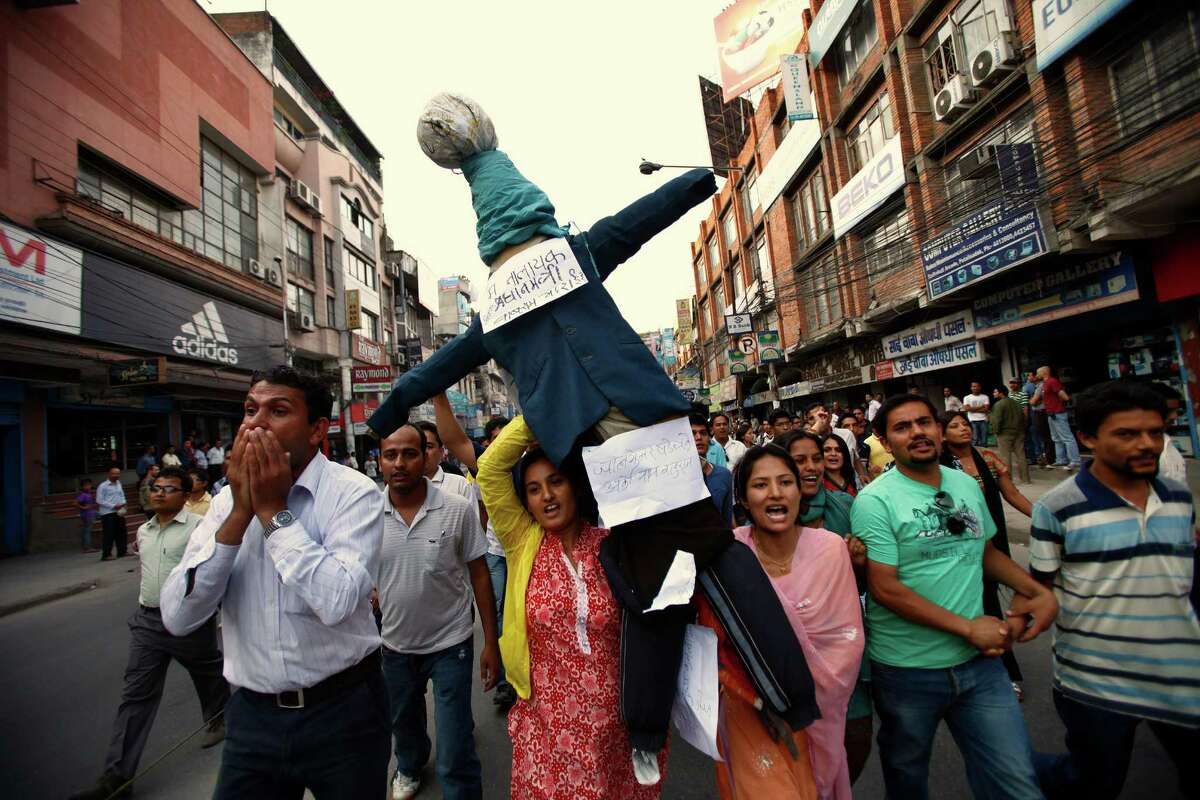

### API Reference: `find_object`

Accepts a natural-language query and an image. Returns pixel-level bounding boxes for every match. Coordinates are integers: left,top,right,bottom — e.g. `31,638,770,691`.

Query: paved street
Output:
0,466,1189,799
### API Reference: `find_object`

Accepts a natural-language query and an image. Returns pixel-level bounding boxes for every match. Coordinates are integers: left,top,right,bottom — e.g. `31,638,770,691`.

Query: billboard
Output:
831,135,905,238
351,365,393,393
922,202,1051,300
714,0,808,102
1034,0,1135,72
0,221,82,336
82,253,282,372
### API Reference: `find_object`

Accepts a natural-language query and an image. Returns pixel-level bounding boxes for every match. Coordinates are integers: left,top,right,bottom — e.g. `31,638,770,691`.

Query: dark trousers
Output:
1036,689,1200,800
104,607,228,780
600,499,817,751
970,419,989,446
100,512,127,557
214,667,391,799
382,640,481,799
208,463,223,486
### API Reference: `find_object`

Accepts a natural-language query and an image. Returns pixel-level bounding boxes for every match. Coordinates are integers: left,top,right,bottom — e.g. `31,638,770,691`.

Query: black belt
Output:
241,649,380,710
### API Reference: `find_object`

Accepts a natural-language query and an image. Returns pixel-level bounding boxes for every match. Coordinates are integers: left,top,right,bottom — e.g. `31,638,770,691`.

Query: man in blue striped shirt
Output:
1029,380,1199,799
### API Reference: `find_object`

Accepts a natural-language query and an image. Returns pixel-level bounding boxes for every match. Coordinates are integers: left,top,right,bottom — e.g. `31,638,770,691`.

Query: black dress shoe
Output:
67,772,131,800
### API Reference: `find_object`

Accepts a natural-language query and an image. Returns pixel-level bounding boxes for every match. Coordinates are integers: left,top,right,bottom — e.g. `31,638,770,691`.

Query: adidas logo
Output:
171,301,239,365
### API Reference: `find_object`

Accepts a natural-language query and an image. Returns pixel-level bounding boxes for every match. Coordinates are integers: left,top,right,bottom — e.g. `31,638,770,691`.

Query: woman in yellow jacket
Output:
476,416,666,800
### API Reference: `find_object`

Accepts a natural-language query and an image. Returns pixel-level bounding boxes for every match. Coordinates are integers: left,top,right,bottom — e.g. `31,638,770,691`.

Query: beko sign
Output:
831,135,905,238
82,253,283,372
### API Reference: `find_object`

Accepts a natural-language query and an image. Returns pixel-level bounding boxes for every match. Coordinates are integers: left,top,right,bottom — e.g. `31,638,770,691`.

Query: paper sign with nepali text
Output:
480,237,588,333
582,417,710,528
671,624,722,762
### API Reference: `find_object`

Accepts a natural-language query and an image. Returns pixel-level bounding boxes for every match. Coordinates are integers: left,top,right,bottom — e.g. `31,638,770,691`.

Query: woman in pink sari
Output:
703,444,864,799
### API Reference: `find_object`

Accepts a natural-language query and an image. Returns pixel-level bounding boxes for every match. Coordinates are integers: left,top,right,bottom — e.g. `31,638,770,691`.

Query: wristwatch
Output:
262,509,297,539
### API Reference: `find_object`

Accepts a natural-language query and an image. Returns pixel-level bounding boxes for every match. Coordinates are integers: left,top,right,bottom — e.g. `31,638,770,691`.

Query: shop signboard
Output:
725,313,753,335
1,221,82,336
882,310,976,358
892,340,985,377
873,361,895,381
972,250,1138,337
719,376,738,403
109,357,166,387
808,0,857,67
345,289,362,330
675,298,693,342
351,333,385,366
758,118,823,215
756,330,783,362
351,365,393,394
405,337,424,366
749,389,778,406
82,252,283,372
778,380,812,400
922,201,1051,301
662,327,677,367
831,136,905,238
1034,0,1135,72
728,348,751,374
714,0,808,102
447,390,469,415
780,54,814,121
680,388,697,403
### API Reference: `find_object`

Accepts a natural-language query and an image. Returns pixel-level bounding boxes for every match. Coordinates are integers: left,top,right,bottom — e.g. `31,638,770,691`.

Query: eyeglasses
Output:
933,491,968,535
148,485,183,495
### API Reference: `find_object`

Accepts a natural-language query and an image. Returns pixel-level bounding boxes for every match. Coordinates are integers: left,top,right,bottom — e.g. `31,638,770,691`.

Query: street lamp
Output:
639,159,743,175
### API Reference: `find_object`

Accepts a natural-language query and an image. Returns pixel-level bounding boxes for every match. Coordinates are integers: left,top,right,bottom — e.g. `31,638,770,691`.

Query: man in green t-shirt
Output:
851,394,1058,800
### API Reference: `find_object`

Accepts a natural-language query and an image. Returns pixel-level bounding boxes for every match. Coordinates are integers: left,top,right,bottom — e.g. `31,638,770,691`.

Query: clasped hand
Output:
226,423,294,523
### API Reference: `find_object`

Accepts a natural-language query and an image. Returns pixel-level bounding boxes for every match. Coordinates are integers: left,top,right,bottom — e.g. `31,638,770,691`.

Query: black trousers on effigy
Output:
598,498,819,753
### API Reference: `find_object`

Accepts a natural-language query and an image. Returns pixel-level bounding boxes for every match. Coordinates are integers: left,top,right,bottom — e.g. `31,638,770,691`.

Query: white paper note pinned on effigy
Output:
581,416,710,528
479,237,589,333
671,624,722,762
645,550,696,613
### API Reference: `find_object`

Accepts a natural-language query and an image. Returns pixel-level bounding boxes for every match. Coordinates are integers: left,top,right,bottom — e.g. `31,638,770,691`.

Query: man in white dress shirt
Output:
161,366,388,798
711,412,747,471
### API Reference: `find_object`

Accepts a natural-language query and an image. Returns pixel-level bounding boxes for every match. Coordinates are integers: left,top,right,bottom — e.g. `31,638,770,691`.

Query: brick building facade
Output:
687,0,1200,457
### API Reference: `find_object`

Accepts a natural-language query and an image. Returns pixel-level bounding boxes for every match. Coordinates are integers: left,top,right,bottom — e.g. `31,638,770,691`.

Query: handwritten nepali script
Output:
582,417,710,528
479,237,588,333
671,624,722,761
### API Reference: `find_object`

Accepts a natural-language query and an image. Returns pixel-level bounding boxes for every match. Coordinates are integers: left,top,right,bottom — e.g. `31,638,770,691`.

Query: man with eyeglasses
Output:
850,394,1058,800
70,467,229,800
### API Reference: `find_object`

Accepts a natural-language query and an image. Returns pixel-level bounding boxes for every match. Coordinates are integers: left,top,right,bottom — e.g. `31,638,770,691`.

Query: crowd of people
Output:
65,364,1199,800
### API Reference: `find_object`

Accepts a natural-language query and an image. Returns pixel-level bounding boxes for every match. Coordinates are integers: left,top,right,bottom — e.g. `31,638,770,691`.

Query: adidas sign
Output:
172,301,239,365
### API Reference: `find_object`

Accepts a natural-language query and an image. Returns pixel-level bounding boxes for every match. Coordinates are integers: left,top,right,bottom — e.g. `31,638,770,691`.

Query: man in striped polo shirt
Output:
1029,380,1199,799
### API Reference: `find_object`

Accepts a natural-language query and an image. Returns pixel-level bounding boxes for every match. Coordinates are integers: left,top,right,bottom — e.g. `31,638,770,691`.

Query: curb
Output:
0,580,99,619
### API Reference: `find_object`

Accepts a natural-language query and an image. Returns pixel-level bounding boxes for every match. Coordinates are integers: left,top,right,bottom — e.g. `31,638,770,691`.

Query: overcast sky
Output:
204,0,739,333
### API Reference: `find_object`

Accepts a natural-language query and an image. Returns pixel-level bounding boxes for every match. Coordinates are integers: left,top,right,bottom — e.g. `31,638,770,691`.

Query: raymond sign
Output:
351,365,393,393
351,333,384,366
345,289,361,330
714,0,807,102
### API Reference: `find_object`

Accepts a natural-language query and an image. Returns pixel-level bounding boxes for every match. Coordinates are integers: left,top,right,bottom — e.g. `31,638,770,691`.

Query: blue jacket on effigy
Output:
367,168,717,466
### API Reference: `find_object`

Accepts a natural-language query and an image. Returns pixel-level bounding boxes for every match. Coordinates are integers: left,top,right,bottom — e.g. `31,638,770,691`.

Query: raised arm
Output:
476,415,536,550
367,321,490,439
434,392,478,474
585,168,717,280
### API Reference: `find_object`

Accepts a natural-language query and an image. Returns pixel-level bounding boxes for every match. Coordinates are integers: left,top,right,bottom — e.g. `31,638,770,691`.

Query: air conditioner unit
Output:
934,74,976,124
958,144,998,180
311,194,324,215
299,312,316,331
290,180,312,206
247,258,264,279
971,32,1019,88
266,266,282,286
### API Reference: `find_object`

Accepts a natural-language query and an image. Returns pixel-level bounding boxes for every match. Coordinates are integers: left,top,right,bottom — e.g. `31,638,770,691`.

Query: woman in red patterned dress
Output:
476,416,666,800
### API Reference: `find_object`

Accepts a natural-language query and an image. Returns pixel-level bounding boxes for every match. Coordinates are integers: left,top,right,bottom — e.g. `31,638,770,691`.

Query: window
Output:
287,283,315,321
340,193,375,241
802,254,842,331
344,246,377,290
361,309,380,342
925,21,960,95
76,154,185,246
707,237,721,282
739,179,753,228
943,103,1035,221
730,265,745,313
285,217,314,279
775,110,793,143
1111,11,1200,134
746,169,761,215
326,294,337,328
273,108,304,141
698,297,710,340
714,279,729,324
833,0,879,87
323,236,336,288
862,207,911,280
188,138,258,271
755,236,772,285
789,167,830,252
846,93,896,174
721,212,738,253
924,1,1015,96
